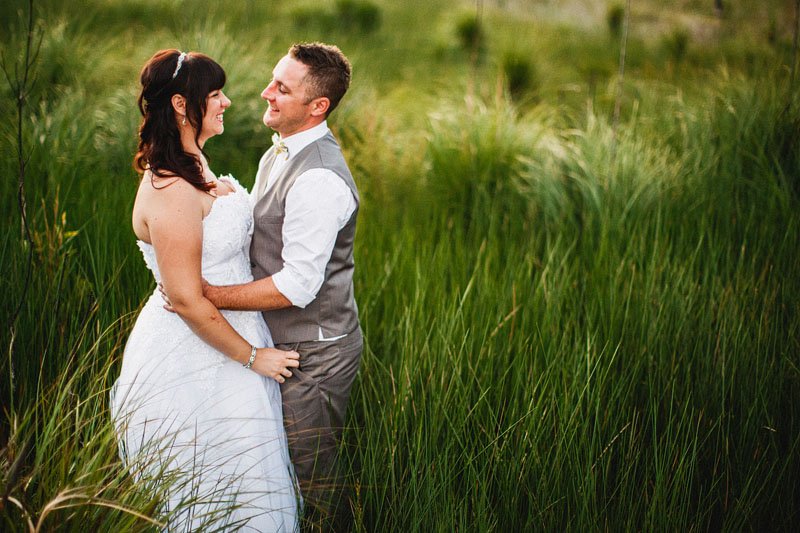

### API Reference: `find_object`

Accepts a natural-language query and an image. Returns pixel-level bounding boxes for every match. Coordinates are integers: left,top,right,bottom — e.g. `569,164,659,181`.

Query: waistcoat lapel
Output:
255,149,278,201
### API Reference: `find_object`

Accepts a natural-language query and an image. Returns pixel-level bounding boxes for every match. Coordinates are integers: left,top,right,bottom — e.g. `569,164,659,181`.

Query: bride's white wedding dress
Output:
111,175,298,531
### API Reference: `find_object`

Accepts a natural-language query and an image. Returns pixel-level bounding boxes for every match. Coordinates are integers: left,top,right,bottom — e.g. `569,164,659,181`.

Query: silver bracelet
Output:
243,345,257,369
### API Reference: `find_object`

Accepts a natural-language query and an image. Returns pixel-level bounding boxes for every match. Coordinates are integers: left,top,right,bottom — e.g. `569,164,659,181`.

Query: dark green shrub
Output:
336,0,382,34
607,3,625,38
501,52,539,100
577,55,613,97
663,28,690,64
290,5,336,32
456,13,484,52
766,15,777,45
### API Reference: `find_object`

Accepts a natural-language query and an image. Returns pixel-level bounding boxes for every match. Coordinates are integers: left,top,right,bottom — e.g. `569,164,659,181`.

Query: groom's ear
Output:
309,96,330,118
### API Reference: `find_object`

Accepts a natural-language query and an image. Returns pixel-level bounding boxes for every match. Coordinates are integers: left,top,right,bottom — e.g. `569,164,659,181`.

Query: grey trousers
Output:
277,327,363,527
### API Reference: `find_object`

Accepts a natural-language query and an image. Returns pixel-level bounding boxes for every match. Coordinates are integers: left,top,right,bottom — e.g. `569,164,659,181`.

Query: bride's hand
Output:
251,348,300,383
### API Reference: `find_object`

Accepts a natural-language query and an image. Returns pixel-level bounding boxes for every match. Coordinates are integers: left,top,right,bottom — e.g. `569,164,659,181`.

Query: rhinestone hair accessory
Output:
172,52,187,79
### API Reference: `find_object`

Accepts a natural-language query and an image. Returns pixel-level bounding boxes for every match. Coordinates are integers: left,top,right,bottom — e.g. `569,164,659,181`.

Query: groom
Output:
204,42,361,530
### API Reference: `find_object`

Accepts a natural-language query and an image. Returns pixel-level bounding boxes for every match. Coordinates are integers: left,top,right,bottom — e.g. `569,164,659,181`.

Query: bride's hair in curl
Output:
134,49,226,191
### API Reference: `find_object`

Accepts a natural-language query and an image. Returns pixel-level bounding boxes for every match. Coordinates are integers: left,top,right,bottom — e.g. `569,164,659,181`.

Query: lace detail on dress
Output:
133,175,264,391
137,174,254,286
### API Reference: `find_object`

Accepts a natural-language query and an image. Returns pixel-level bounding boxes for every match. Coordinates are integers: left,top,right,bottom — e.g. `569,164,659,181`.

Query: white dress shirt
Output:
251,121,357,340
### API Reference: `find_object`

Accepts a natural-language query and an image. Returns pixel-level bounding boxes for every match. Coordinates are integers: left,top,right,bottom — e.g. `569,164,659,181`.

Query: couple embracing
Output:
111,43,361,532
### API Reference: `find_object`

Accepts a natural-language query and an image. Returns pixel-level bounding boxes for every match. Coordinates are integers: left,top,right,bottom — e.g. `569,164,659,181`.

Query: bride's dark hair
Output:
134,49,226,191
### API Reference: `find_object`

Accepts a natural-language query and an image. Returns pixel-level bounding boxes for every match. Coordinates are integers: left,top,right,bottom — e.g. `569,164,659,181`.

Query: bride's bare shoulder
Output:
140,170,184,191
138,171,201,200
134,172,205,221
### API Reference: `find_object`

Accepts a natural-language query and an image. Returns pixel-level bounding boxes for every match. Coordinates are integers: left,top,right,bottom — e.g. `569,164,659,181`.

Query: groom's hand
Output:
158,282,175,312
201,278,221,307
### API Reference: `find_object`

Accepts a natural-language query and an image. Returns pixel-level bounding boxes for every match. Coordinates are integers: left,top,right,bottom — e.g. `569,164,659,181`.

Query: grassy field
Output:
2,0,799,530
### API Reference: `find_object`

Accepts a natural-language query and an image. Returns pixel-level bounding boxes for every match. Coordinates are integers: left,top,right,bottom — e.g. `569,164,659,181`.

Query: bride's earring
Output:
182,115,187,126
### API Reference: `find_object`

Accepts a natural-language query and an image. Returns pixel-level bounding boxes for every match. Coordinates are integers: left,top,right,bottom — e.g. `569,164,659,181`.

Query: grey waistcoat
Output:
251,131,360,344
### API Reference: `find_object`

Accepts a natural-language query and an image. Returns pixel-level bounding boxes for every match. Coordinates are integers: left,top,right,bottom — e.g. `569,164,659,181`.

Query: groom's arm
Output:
202,148,292,312
206,169,355,313
203,276,292,311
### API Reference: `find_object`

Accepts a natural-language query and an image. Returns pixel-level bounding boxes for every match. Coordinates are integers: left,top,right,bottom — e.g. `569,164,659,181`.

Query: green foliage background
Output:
1,0,799,530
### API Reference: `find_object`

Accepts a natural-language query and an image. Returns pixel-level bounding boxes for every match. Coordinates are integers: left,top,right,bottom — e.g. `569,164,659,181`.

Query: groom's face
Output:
261,55,314,137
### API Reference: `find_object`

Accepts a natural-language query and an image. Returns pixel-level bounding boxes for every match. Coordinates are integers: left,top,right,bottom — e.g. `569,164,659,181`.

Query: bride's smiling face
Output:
198,89,231,144
261,55,316,137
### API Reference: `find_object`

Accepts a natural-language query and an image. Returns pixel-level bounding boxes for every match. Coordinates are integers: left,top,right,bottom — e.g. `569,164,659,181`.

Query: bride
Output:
111,49,300,531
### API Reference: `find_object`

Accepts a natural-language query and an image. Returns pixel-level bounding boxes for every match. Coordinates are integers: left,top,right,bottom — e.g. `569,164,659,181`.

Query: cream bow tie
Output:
272,133,288,159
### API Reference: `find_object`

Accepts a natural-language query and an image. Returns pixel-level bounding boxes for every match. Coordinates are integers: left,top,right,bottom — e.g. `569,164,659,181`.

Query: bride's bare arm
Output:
145,180,298,381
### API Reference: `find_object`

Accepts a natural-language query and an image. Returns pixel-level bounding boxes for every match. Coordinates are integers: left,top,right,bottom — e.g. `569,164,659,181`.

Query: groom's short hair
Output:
290,42,351,116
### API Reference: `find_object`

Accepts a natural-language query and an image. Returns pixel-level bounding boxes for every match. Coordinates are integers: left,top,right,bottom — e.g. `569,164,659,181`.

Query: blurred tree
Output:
1,0,40,332
612,0,631,157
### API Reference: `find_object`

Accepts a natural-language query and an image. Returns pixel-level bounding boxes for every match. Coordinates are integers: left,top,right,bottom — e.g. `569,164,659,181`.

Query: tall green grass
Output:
2,0,799,530
348,78,799,530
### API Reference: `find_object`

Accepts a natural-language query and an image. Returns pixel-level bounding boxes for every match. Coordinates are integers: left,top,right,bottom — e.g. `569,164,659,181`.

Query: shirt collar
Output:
276,121,329,161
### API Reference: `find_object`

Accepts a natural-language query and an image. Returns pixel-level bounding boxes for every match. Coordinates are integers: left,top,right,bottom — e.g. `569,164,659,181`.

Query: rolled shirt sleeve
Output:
271,168,357,308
